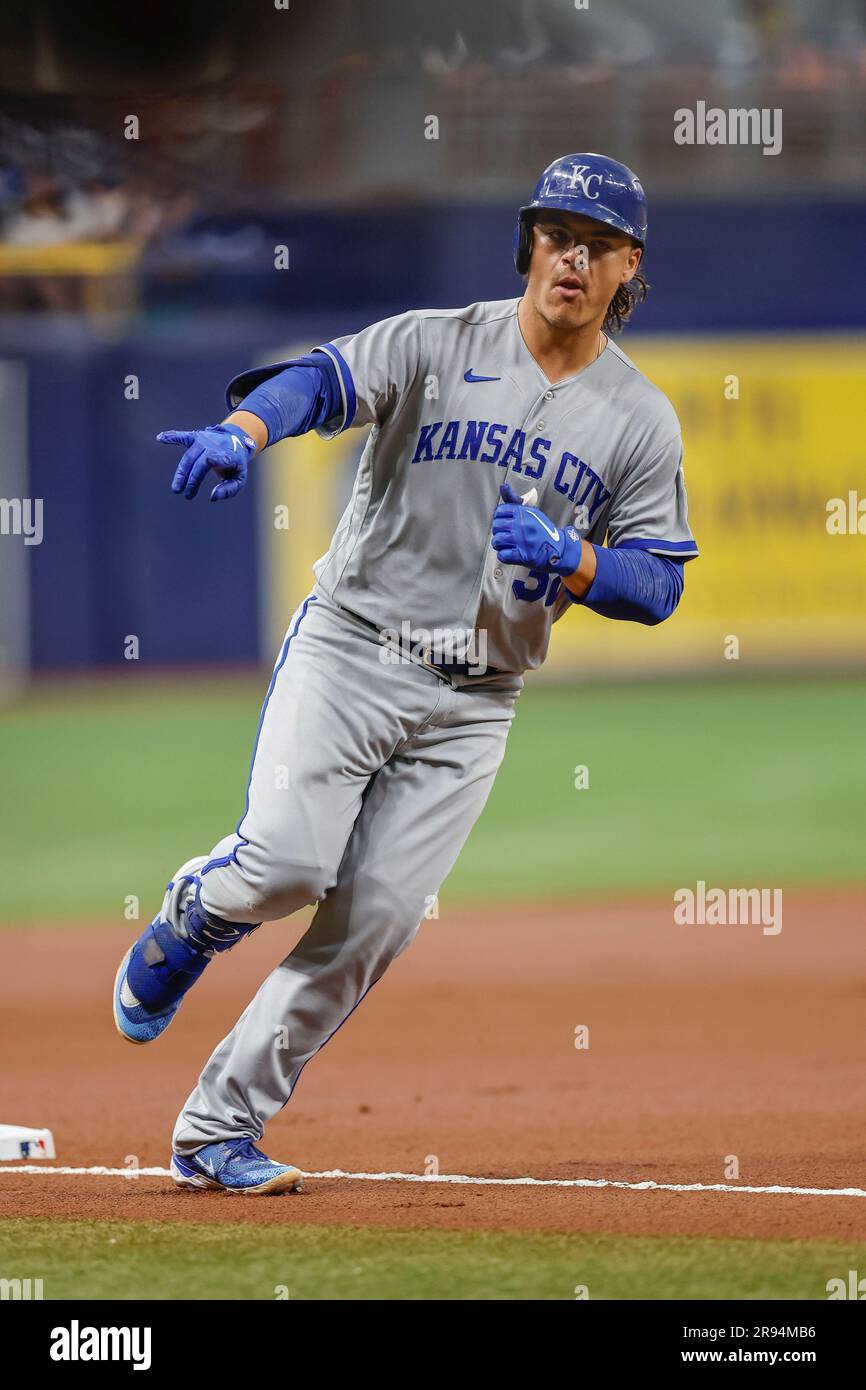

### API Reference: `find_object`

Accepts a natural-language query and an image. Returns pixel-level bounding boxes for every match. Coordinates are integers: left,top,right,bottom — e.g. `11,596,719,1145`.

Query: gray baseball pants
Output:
171,589,521,1154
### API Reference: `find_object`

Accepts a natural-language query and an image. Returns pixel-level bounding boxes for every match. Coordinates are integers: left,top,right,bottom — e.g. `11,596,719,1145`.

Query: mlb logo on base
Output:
0,1125,56,1162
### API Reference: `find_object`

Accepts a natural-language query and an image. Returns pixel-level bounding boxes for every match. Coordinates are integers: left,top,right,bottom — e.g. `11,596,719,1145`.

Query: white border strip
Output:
1,1165,865,1198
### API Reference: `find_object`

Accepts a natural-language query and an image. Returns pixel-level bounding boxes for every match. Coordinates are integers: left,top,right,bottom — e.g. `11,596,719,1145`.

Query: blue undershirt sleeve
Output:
568,545,684,625
229,353,342,446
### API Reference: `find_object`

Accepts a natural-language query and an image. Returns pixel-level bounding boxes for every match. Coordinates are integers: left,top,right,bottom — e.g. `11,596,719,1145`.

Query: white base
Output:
0,1125,55,1161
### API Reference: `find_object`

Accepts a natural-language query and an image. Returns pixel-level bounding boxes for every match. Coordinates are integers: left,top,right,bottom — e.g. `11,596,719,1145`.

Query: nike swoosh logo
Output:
531,510,560,542
464,369,501,383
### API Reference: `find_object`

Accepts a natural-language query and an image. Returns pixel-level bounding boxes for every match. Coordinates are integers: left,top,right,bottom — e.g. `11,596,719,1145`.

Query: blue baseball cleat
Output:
113,856,260,1045
170,1140,304,1195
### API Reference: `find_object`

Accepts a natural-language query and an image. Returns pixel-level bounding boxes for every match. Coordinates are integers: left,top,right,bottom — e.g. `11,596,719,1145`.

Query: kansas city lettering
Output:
410,419,611,520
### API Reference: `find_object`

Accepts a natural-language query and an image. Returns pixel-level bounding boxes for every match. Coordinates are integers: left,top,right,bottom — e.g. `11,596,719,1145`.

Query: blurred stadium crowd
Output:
0,0,863,317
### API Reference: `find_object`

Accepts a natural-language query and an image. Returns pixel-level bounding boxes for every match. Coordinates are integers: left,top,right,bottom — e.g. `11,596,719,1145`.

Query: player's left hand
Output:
491,482,582,576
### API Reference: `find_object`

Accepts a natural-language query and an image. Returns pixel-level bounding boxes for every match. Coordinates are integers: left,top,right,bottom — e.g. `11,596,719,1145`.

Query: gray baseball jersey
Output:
230,297,697,673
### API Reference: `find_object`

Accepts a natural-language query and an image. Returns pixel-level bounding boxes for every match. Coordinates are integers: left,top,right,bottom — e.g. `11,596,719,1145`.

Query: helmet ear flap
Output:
514,212,533,276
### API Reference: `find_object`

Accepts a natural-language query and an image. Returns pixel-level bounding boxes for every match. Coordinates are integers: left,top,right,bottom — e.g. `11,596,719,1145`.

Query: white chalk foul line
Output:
1,1165,865,1198
0,1166,171,1177
312,1172,866,1198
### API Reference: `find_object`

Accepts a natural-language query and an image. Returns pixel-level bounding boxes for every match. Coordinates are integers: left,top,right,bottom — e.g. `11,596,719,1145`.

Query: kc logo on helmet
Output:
563,166,602,199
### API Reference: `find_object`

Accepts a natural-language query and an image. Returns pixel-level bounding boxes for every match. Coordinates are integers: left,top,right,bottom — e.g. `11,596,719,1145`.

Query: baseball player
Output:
113,153,697,1195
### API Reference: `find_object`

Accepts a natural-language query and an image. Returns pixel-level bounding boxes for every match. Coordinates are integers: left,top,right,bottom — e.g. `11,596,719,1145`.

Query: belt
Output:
337,604,503,679
426,658,500,678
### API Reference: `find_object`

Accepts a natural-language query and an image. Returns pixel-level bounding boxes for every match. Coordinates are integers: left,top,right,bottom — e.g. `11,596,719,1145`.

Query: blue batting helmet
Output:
514,152,647,274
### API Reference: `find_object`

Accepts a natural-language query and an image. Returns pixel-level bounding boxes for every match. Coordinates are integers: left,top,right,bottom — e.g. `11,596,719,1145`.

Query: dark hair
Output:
604,268,650,335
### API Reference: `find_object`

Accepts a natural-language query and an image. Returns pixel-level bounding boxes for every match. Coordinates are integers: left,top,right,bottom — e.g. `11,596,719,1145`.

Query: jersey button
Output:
535,419,545,430
493,566,504,579
543,390,554,401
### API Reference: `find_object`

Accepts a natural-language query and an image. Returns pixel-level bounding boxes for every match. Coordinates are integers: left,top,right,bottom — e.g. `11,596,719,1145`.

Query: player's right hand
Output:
158,423,258,502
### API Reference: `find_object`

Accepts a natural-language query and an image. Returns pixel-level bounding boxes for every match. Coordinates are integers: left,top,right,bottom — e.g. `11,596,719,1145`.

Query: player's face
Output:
525,212,642,331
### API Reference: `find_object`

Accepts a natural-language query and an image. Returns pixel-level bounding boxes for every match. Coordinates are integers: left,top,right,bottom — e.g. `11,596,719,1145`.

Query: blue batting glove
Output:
491,482,582,576
158,423,258,502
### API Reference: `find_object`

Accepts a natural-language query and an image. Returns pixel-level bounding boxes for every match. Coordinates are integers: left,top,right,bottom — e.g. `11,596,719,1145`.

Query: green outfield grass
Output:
0,1217,862,1300
1,673,864,923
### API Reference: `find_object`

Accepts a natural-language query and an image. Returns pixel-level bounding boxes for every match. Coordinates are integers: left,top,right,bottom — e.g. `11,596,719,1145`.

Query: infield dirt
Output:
2,889,864,1240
